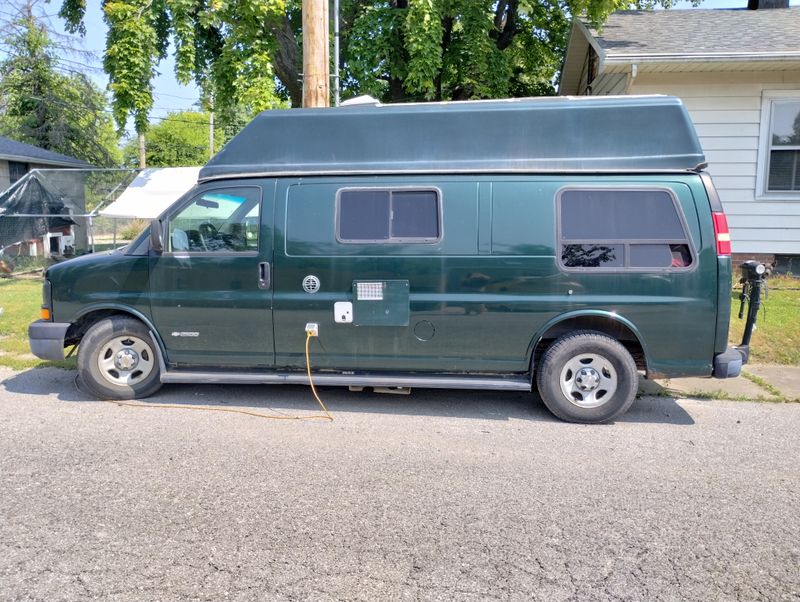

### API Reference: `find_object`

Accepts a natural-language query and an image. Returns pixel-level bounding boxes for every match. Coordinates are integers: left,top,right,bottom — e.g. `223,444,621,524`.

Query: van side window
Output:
559,189,693,269
169,187,260,253
337,188,440,243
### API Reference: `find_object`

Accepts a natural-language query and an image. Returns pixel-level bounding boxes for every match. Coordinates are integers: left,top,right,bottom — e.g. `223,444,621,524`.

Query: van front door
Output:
149,183,274,368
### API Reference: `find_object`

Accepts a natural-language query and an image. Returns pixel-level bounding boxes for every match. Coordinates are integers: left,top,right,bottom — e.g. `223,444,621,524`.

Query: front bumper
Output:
713,346,745,379
28,320,70,361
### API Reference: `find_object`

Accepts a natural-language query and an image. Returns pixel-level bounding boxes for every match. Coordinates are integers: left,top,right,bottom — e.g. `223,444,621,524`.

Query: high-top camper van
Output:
29,96,754,423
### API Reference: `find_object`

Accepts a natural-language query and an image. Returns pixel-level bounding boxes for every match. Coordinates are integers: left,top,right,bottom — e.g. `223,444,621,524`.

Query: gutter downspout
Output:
625,63,638,93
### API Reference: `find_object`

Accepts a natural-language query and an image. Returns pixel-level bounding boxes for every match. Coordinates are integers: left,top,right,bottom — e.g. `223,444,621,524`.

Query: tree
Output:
59,0,291,137
343,0,569,102
0,4,121,166
58,0,696,132
121,110,223,167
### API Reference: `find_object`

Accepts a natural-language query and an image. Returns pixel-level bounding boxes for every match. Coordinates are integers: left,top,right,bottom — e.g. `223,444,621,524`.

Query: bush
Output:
119,219,148,241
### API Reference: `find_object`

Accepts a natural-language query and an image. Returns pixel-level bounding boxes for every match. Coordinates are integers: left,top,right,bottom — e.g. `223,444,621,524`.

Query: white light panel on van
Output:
356,282,384,301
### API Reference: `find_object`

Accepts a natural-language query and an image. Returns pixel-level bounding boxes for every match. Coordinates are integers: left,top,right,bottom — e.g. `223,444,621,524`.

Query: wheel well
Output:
532,316,647,372
64,310,137,347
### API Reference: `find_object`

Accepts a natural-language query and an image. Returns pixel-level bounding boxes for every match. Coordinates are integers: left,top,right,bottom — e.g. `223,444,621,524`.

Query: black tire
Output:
77,316,162,400
536,330,638,424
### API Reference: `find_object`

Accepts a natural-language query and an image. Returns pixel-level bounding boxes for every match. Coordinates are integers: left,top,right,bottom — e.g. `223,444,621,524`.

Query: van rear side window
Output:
337,188,440,243
558,189,693,270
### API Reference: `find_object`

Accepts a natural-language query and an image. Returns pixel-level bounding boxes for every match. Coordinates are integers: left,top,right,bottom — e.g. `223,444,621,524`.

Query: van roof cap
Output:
199,95,705,182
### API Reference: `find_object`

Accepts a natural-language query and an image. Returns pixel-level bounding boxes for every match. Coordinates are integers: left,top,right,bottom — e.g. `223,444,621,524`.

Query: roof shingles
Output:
587,7,800,57
0,135,89,167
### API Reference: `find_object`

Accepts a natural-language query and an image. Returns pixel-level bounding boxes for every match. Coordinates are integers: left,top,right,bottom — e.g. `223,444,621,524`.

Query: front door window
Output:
169,187,260,253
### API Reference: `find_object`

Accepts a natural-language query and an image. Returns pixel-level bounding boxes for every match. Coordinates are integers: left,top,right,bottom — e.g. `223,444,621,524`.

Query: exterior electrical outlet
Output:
27,95,751,424
334,302,353,324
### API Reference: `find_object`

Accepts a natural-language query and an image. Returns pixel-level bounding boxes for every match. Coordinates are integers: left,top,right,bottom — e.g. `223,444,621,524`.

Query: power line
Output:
0,44,104,73
20,93,220,127
153,90,200,101
0,46,200,107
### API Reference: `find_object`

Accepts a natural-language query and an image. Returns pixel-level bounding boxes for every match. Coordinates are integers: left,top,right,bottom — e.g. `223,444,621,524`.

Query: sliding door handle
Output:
258,261,271,289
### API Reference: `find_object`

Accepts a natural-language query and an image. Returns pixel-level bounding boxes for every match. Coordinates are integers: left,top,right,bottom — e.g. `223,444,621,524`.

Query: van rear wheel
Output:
536,331,638,423
77,316,162,400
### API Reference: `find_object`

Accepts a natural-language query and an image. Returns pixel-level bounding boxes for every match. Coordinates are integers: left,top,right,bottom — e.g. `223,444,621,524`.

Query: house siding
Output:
0,160,10,192
623,71,800,256
590,73,627,96
0,161,75,193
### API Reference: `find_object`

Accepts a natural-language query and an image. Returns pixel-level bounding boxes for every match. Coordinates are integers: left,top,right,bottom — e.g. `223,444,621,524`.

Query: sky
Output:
1,0,200,135
2,0,798,135
50,0,200,124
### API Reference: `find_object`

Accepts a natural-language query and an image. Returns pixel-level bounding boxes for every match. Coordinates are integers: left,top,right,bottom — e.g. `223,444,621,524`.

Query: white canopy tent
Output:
100,167,200,219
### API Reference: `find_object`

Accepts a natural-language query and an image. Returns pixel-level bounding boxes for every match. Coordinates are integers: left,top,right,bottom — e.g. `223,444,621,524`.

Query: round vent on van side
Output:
302,275,321,294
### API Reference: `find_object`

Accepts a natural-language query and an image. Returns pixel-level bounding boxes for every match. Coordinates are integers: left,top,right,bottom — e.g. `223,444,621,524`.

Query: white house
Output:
559,2,800,268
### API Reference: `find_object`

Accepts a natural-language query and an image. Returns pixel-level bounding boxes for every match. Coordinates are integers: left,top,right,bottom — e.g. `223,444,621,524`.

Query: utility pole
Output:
138,132,146,168
302,0,329,107
333,0,340,106
209,110,214,159
208,93,215,160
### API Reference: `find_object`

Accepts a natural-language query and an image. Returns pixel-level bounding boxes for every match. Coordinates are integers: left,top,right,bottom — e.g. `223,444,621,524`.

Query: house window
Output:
758,91,800,198
337,188,441,243
766,100,800,192
8,161,28,184
558,188,693,270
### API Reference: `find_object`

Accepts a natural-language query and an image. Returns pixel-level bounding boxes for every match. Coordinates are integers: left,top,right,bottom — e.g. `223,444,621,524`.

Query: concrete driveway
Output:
1,367,798,601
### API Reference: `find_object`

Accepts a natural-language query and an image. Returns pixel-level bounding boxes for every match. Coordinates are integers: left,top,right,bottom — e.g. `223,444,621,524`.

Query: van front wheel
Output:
536,331,637,423
77,316,162,400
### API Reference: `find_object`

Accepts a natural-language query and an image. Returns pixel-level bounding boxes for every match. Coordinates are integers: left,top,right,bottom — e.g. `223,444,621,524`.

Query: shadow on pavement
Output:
1,367,694,426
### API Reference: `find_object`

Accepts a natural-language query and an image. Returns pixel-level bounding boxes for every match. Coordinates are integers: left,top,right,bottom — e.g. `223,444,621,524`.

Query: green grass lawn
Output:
1,276,799,371
728,275,800,365
0,278,75,370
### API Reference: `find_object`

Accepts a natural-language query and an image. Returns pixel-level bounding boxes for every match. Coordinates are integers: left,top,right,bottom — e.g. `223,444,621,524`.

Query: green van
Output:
28,96,750,423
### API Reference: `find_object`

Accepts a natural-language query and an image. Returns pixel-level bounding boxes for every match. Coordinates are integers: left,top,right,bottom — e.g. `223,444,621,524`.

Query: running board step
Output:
160,371,532,392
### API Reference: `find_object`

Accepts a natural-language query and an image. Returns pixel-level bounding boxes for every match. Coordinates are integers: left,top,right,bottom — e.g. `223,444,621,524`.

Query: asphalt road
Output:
1,367,799,602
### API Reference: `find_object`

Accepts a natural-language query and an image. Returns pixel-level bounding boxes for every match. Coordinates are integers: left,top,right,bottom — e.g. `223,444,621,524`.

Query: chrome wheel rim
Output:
97,335,154,387
559,353,617,408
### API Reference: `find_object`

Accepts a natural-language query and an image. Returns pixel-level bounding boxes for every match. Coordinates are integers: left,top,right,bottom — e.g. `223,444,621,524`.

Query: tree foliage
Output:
58,0,695,134
122,110,222,167
0,7,121,166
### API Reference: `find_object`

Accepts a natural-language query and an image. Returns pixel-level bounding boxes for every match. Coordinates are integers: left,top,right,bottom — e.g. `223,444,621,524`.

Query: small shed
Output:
0,171,81,255
0,135,89,190
0,137,91,257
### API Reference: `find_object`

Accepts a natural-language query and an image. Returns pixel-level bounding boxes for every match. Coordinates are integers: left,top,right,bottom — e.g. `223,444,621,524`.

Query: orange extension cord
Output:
77,333,333,421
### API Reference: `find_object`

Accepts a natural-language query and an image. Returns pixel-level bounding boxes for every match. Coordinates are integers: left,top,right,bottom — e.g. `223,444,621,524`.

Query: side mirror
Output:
150,219,163,254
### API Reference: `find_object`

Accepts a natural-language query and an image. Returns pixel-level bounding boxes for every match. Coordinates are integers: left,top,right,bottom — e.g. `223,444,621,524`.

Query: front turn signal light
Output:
40,307,51,321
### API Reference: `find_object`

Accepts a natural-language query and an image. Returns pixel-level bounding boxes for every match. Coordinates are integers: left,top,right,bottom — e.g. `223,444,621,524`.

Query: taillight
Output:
712,212,731,256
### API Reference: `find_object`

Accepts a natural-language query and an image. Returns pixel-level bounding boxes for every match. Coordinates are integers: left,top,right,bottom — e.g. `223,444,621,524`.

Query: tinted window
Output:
629,244,673,268
559,188,692,270
391,191,439,239
338,188,440,243
561,190,685,240
562,244,624,268
338,190,390,240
